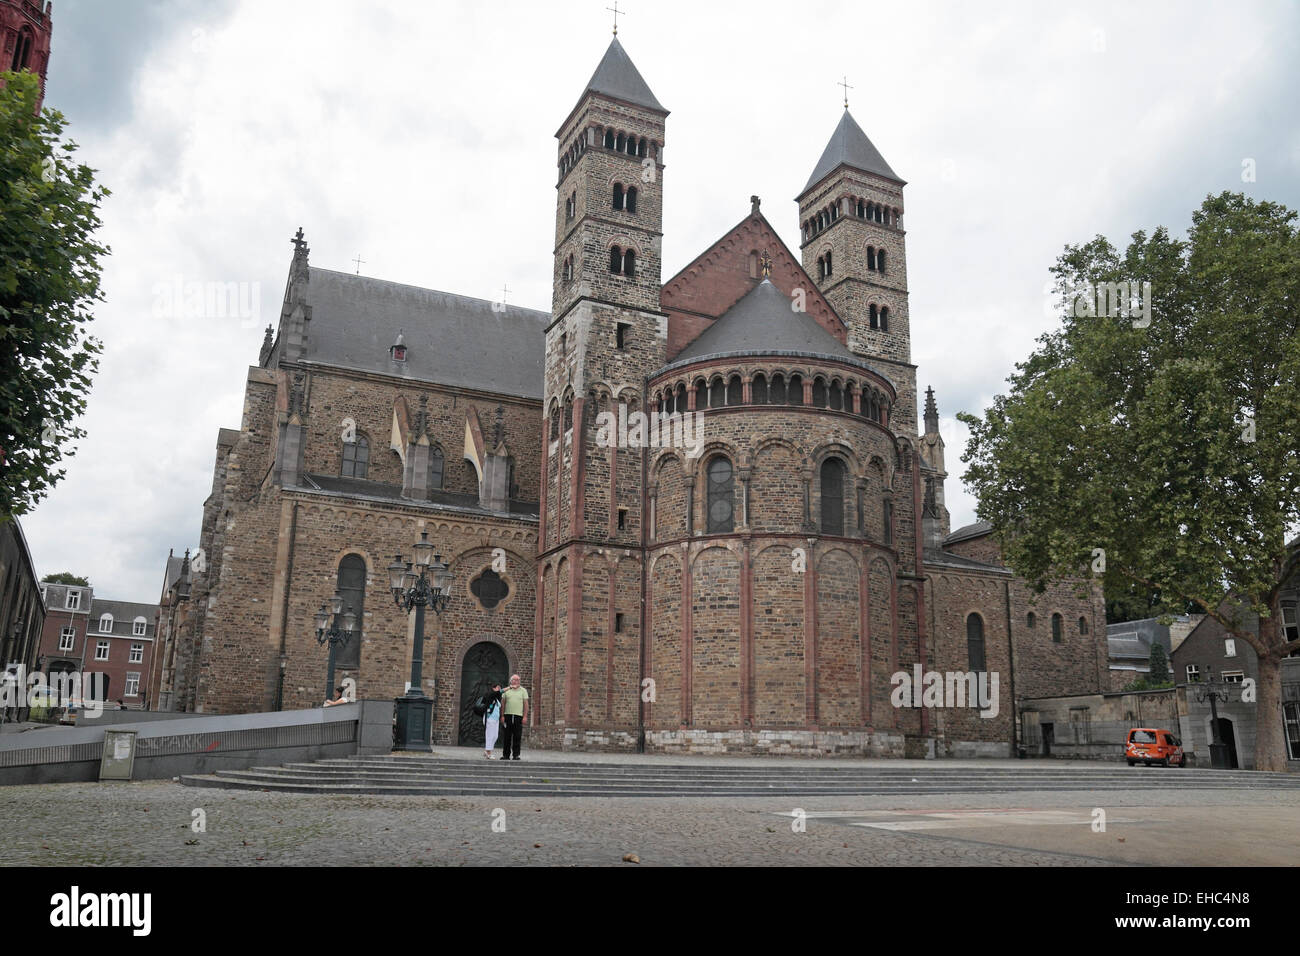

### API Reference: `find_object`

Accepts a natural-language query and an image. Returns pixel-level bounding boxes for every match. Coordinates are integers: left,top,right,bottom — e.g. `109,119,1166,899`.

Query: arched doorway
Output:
457,642,509,746
1211,716,1239,769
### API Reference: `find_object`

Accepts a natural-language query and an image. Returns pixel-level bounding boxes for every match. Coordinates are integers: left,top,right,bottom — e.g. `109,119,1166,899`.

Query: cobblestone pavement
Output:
2,781,1297,866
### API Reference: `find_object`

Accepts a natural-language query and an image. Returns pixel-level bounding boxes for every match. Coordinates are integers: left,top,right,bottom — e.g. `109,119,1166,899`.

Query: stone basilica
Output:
159,36,1106,756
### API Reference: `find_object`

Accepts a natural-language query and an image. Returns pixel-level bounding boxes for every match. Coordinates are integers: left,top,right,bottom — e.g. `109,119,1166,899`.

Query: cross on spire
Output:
606,1,624,35
291,226,307,254
838,75,853,110
352,253,365,274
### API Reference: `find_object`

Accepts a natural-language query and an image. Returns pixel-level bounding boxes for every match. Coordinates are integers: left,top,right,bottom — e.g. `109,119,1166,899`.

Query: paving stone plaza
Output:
5,749,1298,867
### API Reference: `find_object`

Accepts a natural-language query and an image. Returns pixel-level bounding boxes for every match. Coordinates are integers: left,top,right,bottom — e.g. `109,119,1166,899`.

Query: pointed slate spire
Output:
924,386,939,434
578,36,666,113
801,110,902,194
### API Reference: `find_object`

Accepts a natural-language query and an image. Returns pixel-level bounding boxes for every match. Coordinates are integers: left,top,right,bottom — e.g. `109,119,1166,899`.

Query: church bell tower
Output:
797,108,917,434
536,31,668,738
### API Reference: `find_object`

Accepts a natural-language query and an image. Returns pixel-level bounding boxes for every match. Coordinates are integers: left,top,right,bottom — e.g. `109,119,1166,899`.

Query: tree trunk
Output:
1254,607,1288,773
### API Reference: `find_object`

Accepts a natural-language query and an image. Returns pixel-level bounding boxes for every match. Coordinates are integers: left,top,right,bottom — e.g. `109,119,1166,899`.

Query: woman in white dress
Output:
483,683,503,758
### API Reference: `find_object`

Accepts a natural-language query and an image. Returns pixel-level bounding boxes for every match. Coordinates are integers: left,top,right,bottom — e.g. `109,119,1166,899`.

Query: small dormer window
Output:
390,329,407,362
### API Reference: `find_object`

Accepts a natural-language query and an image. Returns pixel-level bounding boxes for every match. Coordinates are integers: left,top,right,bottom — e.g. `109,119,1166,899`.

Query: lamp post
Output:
387,531,453,750
1194,665,1233,769
314,592,356,702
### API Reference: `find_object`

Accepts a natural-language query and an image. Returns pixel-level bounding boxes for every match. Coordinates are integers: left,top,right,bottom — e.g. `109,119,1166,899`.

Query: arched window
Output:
335,554,365,668
1079,616,1089,635
788,373,803,405
342,436,369,478
882,207,890,226
817,256,825,279
866,202,875,220
604,129,615,149
627,137,637,156
616,133,625,152
626,186,638,213
695,381,708,410
613,184,624,211
870,304,879,330
820,458,846,535
878,249,886,273
609,245,622,274
857,199,865,218
883,498,894,544
825,251,833,276
829,382,843,411
638,137,648,157
623,248,636,277
12,29,33,71
812,377,828,407
967,614,987,672
563,397,573,432
675,384,687,413
709,378,725,408
749,251,759,278
769,373,786,404
706,456,735,533
1027,612,1036,629
562,256,573,282
429,446,445,490
549,406,559,441
880,307,890,332
1052,613,1063,643
879,399,888,424
752,373,768,405
867,247,877,271
875,205,883,223
727,375,743,405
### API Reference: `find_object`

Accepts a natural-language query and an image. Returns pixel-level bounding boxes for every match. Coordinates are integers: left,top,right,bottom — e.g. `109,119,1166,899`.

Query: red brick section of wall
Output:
661,212,844,360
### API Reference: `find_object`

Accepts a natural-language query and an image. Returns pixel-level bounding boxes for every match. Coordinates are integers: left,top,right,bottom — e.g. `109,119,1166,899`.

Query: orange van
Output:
1125,727,1185,767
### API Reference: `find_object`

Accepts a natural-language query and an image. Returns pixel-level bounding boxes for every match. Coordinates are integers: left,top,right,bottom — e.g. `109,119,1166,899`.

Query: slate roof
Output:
89,599,156,637
161,554,184,593
945,520,994,545
577,37,666,113
801,110,903,195
667,278,878,373
303,268,548,400
923,549,1011,576
297,475,539,518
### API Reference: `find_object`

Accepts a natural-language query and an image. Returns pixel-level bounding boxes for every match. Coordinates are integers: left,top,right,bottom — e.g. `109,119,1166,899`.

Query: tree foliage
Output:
0,71,109,523
1148,641,1170,685
959,192,1300,770
40,571,89,587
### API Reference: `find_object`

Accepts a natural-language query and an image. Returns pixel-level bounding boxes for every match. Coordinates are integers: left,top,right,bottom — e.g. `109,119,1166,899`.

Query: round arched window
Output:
706,456,734,533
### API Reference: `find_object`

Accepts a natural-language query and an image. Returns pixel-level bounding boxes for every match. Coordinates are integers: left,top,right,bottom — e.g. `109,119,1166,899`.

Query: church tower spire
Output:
796,110,916,434
537,36,668,736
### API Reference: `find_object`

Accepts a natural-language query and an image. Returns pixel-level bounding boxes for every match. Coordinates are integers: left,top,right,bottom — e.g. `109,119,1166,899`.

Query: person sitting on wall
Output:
323,687,349,707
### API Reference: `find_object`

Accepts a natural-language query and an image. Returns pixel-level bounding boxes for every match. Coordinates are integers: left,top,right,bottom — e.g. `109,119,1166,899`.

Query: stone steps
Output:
180,754,1300,796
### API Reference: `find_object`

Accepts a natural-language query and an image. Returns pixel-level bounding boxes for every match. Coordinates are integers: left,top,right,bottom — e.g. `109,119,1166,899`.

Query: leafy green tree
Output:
0,71,109,523
1148,641,1170,685
40,571,89,587
960,192,1300,772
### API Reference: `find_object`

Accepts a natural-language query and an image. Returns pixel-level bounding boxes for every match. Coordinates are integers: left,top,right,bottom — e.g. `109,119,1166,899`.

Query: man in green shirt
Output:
499,673,529,760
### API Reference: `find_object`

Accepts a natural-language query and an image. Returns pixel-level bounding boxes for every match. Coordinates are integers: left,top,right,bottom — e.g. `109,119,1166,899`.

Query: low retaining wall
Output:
0,699,394,786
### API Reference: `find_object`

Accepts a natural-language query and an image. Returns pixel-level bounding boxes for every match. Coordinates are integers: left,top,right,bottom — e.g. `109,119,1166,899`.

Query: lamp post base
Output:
393,694,434,751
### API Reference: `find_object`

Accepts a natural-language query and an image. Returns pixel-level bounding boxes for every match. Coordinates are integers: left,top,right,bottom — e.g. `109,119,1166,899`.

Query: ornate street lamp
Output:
388,531,453,750
1194,665,1234,769
315,591,356,703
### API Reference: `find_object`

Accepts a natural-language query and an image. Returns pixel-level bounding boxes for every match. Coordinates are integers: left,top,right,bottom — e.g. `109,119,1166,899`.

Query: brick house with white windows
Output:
36,584,158,708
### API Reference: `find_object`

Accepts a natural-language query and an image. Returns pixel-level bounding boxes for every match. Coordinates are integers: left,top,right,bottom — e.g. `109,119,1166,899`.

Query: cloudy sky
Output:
23,0,1300,600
